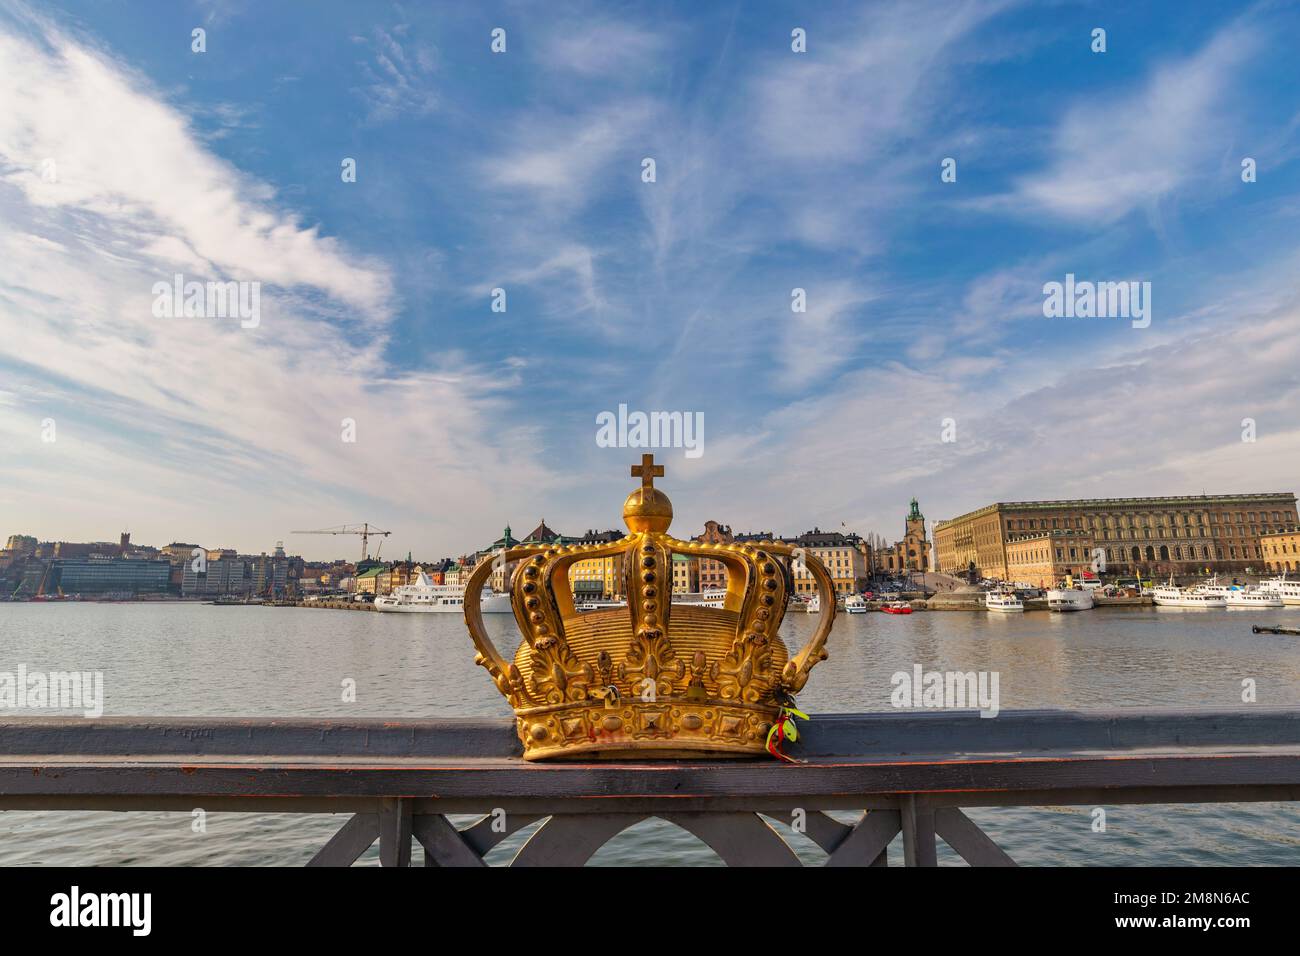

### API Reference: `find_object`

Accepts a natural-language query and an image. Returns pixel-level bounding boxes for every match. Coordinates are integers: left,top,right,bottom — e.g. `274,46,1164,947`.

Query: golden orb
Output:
623,486,673,533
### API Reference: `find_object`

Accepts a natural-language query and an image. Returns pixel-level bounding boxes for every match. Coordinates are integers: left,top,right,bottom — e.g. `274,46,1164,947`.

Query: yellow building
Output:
1261,527,1300,573
443,561,470,588
564,530,624,600
672,553,700,593
935,493,1299,580
784,529,869,596
1005,531,1097,588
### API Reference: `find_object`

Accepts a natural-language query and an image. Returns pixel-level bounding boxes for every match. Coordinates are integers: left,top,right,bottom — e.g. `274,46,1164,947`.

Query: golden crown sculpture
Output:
463,454,835,760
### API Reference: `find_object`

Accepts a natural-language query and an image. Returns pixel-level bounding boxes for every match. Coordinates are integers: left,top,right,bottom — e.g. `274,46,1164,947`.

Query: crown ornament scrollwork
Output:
462,455,836,760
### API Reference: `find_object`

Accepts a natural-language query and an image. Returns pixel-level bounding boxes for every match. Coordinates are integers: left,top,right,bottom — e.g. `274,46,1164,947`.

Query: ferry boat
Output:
842,594,868,614
374,573,512,613
1046,587,1094,612
1192,575,1241,598
1258,573,1300,606
984,589,1024,613
1225,588,1284,609
1152,577,1226,608
674,589,727,610
881,600,913,615
804,593,821,614
575,599,628,611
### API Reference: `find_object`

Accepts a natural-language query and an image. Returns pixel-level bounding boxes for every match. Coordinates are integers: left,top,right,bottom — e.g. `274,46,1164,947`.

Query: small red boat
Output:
881,601,913,615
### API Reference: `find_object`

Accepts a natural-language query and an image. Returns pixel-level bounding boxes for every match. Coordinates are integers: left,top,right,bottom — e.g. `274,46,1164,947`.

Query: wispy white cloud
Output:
777,282,874,389
1011,24,1258,224
481,101,656,209
353,25,438,123
537,19,670,77
0,10,551,556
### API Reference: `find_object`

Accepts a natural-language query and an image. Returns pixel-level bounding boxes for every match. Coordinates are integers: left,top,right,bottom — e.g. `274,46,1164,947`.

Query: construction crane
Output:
292,523,391,562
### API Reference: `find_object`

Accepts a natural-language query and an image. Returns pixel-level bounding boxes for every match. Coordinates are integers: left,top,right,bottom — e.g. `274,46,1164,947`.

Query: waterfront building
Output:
353,566,384,595
486,526,519,553
934,493,1299,580
3,534,37,556
182,557,252,596
1005,530,1098,588
672,552,700,594
41,536,129,560
482,521,582,592
387,560,416,590
568,529,626,600
521,520,565,546
443,560,472,588
52,557,171,595
250,543,297,597
1260,528,1300,573
694,521,733,591
783,528,870,596
160,542,202,563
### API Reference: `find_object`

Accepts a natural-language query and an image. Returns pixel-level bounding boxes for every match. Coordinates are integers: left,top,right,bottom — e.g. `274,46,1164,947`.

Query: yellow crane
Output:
292,523,391,562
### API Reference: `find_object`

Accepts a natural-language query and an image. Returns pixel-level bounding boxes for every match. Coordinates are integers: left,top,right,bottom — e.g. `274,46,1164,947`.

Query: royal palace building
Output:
933,493,1299,580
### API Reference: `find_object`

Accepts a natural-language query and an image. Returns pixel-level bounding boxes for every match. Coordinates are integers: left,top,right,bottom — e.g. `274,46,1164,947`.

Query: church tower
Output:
903,499,930,571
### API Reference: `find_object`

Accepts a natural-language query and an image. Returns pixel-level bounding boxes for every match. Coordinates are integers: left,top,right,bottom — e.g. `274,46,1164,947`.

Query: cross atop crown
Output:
630,453,664,489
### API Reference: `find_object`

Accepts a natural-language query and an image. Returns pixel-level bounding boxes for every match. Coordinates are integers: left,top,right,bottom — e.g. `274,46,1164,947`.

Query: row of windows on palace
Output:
1004,512,1292,539
1013,543,1265,565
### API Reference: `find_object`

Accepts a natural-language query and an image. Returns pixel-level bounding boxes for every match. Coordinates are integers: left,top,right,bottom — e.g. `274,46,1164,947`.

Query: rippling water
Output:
1,602,1297,865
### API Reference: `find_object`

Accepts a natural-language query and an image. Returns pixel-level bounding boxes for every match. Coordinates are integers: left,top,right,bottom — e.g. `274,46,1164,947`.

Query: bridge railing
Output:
1,708,1296,866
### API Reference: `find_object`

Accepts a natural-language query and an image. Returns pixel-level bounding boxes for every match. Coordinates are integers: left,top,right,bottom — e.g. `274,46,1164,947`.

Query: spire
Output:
908,498,922,521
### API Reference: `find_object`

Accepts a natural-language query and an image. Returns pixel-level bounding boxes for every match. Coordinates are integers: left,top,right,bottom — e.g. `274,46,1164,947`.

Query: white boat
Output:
842,594,868,614
985,590,1024,613
1046,587,1094,611
1225,588,1284,609
1153,577,1226,608
674,589,727,609
1192,575,1240,598
374,573,513,613
575,598,628,611
1258,573,1300,606
805,593,821,614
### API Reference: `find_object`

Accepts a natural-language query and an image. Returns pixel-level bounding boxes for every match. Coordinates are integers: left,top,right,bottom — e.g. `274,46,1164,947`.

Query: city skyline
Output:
3,2,1300,562
8,480,1300,565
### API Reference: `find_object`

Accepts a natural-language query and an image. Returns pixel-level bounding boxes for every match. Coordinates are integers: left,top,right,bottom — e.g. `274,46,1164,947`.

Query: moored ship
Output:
1225,588,1284,608
985,589,1024,613
374,573,512,613
1046,586,1094,611
1153,576,1226,608
1258,573,1300,606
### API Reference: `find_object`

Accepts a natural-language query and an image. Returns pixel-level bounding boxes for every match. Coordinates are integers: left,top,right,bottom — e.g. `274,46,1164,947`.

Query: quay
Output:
1,708,1296,866
265,594,1156,614
926,593,1153,611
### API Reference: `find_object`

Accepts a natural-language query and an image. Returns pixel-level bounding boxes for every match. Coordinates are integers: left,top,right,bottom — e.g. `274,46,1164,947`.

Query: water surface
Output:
0,602,1296,865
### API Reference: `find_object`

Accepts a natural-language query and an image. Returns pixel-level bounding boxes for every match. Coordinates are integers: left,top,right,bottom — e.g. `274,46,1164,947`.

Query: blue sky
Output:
2,0,1299,560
